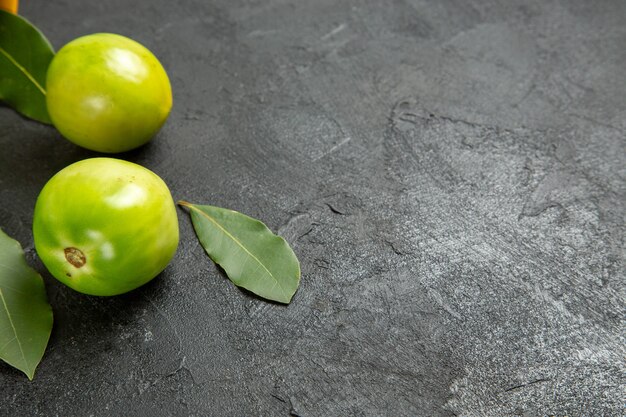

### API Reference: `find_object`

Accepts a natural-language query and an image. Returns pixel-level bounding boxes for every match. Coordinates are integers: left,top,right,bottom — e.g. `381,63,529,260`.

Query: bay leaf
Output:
179,201,300,304
0,228,53,380
0,9,54,123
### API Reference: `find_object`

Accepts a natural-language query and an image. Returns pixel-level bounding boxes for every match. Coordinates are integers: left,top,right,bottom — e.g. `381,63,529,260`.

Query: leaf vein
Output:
0,336,16,353
0,45,46,96
0,287,30,375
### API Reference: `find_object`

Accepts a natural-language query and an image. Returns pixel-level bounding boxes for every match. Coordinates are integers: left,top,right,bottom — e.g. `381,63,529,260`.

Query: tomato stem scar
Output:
64,247,86,268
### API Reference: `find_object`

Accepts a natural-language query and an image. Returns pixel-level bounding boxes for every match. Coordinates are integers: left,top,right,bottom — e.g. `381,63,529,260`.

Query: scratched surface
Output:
1,0,624,416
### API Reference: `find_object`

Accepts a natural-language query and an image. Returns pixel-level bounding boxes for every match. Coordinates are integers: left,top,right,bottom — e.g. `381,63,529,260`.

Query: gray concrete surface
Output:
1,0,624,415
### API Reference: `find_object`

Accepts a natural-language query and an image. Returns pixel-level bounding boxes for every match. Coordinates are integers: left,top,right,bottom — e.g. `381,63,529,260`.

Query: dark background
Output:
1,0,624,415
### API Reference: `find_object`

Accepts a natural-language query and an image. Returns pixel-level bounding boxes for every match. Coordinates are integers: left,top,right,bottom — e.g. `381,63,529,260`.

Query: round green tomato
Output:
33,158,179,296
46,33,172,153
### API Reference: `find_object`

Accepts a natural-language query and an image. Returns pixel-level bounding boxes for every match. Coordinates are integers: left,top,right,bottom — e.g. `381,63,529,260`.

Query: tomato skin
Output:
33,158,179,296
46,33,172,153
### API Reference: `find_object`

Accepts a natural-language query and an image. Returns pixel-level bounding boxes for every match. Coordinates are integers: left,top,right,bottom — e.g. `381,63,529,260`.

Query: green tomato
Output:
46,33,172,153
33,158,179,296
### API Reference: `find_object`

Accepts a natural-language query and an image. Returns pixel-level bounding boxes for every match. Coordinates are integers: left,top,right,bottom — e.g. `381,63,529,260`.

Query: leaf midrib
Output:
182,202,290,300
0,287,31,376
0,45,46,96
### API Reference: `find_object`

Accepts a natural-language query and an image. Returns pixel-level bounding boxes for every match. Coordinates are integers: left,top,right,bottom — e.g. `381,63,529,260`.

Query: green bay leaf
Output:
179,202,300,304
0,228,53,380
0,9,54,123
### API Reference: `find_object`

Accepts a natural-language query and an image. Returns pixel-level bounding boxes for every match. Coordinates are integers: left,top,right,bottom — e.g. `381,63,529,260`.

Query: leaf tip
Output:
20,362,36,380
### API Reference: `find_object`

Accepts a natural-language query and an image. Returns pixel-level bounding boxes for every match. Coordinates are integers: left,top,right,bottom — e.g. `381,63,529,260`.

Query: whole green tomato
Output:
46,33,172,153
33,158,179,296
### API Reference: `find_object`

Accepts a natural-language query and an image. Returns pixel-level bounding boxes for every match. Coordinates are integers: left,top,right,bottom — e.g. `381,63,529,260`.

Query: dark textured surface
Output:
1,1,624,415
